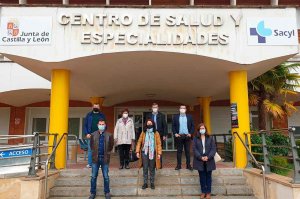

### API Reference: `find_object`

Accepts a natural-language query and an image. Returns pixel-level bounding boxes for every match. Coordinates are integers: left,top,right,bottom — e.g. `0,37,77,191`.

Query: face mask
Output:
199,129,206,134
152,108,158,113
98,125,106,131
147,127,153,132
180,108,186,114
123,113,128,118
93,108,99,112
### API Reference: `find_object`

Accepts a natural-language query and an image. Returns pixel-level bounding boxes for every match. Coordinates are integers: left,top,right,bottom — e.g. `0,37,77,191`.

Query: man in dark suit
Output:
146,103,167,168
172,105,195,171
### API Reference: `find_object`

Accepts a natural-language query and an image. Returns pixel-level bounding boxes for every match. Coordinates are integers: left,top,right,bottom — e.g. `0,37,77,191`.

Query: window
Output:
68,118,80,138
32,118,47,141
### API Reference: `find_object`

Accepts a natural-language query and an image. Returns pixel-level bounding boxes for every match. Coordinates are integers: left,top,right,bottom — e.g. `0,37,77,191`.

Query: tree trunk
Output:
258,90,267,130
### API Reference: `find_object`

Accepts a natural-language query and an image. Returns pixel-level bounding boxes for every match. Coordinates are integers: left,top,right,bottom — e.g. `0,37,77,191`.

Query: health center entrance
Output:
115,107,178,151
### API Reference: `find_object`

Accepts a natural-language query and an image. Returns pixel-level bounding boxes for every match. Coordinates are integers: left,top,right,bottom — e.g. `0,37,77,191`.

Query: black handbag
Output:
129,151,139,162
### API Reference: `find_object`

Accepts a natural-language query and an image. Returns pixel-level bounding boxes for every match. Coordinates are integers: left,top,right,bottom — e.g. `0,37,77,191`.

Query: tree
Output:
248,62,300,130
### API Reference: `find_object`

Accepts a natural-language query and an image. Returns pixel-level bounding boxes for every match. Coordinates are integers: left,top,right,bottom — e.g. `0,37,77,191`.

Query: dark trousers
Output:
90,157,110,194
198,164,212,194
118,144,131,166
176,135,191,167
142,152,156,184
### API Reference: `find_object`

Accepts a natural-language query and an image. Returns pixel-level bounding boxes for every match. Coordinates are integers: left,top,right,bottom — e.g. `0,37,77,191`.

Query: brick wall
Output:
8,107,26,144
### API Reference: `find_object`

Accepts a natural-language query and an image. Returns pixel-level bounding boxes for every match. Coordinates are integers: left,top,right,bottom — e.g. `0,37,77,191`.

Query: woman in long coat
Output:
193,123,216,199
136,119,162,190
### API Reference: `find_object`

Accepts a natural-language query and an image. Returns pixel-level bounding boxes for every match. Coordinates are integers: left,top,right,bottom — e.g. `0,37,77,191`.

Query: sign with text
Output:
0,148,32,159
231,103,239,128
0,16,52,46
247,18,298,46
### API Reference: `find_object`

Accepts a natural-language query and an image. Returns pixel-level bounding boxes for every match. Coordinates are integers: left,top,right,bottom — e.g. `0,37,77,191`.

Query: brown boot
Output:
206,193,211,199
200,193,206,199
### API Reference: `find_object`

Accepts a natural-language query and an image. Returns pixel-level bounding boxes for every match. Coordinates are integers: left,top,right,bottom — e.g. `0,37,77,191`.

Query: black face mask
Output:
93,108,99,112
147,125,153,129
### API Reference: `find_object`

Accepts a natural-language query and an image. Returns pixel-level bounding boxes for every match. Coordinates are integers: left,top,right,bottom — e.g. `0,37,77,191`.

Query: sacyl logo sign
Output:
247,18,298,46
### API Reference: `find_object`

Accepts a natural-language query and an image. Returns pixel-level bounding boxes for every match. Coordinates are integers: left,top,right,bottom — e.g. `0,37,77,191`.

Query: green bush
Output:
296,140,300,157
269,156,292,176
250,131,291,176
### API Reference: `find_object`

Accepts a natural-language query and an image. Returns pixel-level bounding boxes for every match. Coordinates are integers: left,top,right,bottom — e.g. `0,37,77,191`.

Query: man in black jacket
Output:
172,105,195,171
146,103,167,168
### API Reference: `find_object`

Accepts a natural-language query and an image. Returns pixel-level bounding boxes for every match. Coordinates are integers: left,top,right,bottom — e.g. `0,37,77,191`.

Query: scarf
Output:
143,128,155,160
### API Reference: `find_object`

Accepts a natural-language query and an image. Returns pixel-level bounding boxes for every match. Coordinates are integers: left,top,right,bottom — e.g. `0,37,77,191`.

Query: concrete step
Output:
50,197,258,199
54,176,246,187
58,168,244,178
49,168,254,198
49,185,253,197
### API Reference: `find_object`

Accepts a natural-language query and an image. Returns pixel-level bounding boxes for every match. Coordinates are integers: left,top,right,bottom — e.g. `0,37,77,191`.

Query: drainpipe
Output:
230,0,236,6
63,0,69,5
19,0,26,4
271,0,278,6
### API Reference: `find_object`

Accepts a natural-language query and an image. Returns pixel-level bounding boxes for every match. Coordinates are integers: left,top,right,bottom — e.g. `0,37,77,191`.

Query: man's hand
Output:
163,136,167,141
187,134,191,137
203,156,208,161
136,152,140,158
175,134,180,138
86,134,91,139
157,155,161,159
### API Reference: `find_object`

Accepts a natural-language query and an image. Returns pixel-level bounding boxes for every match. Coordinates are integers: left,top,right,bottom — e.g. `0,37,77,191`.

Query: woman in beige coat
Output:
114,108,135,169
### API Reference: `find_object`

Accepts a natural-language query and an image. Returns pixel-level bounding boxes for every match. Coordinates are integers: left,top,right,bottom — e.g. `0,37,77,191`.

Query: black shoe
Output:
119,165,124,169
88,194,96,199
187,165,193,171
151,183,155,189
142,183,148,189
175,165,181,170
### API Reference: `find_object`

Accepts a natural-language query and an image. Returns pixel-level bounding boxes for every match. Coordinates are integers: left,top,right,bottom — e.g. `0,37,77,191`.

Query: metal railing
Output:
232,131,267,199
44,133,68,199
243,127,300,184
0,132,59,176
212,133,233,162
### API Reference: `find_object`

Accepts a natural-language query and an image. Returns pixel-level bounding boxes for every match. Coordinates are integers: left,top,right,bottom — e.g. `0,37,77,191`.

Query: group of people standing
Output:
84,103,216,199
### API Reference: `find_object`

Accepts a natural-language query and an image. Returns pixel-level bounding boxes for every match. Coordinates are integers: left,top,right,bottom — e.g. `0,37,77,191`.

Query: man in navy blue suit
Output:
172,105,195,171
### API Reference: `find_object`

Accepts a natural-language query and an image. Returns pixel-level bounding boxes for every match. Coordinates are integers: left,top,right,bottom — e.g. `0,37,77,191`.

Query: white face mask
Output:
200,129,206,134
123,113,128,118
152,108,158,113
180,108,186,114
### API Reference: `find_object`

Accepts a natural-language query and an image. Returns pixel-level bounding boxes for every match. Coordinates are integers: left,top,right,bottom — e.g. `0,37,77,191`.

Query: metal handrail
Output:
233,132,267,199
44,133,68,199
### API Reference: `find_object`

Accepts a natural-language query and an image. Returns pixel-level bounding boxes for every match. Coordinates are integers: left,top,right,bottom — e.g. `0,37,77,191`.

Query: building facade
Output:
0,0,299,168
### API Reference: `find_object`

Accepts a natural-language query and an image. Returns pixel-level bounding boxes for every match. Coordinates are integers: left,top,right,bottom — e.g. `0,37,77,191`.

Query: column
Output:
48,69,70,169
198,97,212,134
229,70,250,168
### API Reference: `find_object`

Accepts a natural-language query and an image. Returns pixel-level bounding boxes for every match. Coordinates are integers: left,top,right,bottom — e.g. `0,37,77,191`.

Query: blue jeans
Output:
90,157,110,194
87,139,92,166
198,164,212,194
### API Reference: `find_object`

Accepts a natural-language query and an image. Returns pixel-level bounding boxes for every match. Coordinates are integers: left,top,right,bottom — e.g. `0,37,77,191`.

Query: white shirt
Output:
202,137,205,154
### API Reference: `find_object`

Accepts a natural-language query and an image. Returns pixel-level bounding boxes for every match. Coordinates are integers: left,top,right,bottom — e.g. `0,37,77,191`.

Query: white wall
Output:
0,107,10,144
0,62,50,93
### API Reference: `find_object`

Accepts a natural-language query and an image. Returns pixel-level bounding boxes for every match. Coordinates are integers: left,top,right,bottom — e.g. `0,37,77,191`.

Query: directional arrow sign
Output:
0,148,32,159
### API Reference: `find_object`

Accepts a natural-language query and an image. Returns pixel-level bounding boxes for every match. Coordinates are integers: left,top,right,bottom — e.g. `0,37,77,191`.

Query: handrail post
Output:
245,133,253,168
28,132,38,177
49,134,57,170
223,135,230,162
261,132,271,174
289,127,300,184
37,134,42,169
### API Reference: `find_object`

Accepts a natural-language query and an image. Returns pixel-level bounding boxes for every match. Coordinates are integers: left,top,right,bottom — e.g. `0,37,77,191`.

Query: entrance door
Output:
115,107,178,151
